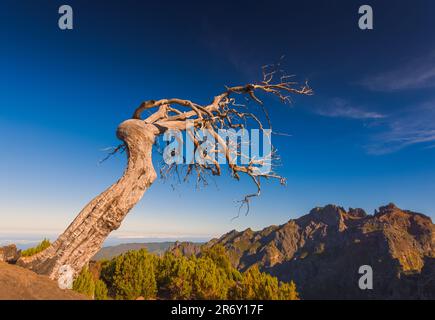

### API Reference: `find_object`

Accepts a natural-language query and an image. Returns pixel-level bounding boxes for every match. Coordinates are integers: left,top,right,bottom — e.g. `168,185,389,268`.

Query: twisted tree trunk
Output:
16,71,311,284
18,119,158,281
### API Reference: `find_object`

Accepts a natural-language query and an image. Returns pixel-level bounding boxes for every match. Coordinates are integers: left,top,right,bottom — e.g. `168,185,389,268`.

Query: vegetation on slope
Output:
21,239,51,257
75,245,299,300
73,267,108,300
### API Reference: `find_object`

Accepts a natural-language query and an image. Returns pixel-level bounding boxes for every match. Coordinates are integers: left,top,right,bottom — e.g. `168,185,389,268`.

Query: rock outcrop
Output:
168,241,202,257
0,245,20,264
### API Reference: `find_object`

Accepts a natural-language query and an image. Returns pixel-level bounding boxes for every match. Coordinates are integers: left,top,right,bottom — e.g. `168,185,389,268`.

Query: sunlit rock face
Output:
201,203,435,299
0,245,20,264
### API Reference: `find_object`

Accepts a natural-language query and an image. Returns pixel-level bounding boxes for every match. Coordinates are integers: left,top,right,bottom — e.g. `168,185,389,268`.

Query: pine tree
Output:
231,265,296,300
110,249,157,300
94,279,109,300
278,281,299,300
73,267,95,298
165,255,195,299
200,245,241,281
191,256,229,299
99,246,300,301
21,238,51,257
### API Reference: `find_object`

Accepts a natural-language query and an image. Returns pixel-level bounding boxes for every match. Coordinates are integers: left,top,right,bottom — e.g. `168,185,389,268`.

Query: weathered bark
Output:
16,70,312,282
17,119,158,280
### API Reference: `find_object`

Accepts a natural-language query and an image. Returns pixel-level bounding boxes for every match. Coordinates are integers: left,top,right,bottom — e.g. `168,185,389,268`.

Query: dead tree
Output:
17,67,312,281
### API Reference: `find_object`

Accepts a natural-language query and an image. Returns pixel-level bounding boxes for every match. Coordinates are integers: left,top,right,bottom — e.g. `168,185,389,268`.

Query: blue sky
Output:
1,0,435,245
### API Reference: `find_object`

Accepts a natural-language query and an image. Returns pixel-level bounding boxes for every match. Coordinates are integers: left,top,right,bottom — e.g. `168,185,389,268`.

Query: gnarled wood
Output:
17,67,312,282
17,119,158,280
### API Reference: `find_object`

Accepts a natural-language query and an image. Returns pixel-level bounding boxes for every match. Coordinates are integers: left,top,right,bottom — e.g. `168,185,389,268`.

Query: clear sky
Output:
1,0,435,245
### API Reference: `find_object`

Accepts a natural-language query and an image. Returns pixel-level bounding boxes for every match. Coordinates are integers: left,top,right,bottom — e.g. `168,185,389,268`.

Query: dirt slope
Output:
0,262,88,300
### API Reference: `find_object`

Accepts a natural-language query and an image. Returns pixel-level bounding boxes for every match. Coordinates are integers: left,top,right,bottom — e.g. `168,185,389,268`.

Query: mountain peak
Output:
208,203,434,299
309,204,345,215
377,202,399,214
348,207,367,218
303,204,347,229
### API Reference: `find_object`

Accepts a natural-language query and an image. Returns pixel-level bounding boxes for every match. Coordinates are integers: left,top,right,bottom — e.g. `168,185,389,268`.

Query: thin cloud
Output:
315,98,386,120
366,100,435,154
361,52,435,92
315,98,435,155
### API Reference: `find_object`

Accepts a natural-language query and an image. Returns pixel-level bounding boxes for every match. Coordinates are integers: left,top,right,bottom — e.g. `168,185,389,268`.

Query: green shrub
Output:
104,249,157,300
191,256,230,299
73,267,95,298
160,254,195,299
73,267,110,300
99,245,299,300
94,279,109,300
200,245,241,281
21,239,51,257
278,281,299,300
230,265,299,300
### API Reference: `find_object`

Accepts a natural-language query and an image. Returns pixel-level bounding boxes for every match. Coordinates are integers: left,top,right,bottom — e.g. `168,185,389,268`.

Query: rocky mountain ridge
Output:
171,203,435,299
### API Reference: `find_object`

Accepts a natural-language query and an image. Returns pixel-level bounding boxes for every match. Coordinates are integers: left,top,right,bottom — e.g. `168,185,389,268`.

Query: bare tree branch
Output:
129,67,312,212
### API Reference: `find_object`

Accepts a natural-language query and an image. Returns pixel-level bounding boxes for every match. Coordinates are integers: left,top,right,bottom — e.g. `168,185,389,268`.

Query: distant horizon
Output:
3,201,433,250
0,235,211,250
